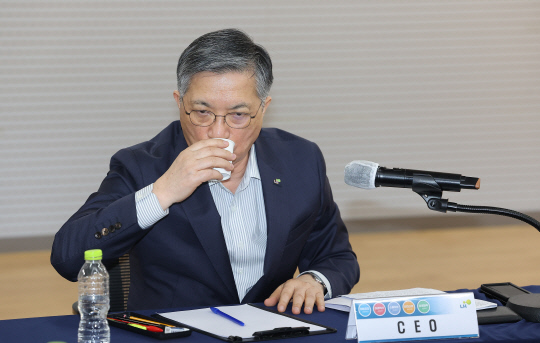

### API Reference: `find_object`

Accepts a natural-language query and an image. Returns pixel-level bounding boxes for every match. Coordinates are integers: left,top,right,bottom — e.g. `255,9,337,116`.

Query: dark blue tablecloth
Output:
2,286,540,343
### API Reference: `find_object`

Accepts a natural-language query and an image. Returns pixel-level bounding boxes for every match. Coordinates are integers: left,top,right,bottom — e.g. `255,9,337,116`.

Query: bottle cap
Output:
84,249,103,261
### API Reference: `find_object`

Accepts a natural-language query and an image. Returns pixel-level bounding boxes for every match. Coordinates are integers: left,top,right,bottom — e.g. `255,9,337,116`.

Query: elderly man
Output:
51,28,359,315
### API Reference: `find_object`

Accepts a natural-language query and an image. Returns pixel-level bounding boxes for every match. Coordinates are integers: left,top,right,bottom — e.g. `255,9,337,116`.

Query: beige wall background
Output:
1,1,540,240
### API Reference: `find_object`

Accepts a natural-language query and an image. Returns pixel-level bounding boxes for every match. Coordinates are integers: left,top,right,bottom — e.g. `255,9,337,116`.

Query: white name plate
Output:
347,292,479,342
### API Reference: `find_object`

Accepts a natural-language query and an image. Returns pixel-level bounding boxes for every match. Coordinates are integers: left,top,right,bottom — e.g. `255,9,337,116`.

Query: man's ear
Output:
173,90,182,108
261,96,272,118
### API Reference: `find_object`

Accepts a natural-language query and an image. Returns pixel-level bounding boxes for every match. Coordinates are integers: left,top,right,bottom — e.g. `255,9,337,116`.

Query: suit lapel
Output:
255,138,291,283
177,185,239,303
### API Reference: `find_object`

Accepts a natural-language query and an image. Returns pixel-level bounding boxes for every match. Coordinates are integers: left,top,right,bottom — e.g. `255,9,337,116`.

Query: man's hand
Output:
264,274,326,315
153,139,235,209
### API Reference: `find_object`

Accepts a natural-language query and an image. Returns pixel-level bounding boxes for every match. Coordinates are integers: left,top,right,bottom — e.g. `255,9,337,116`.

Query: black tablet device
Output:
480,282,531,305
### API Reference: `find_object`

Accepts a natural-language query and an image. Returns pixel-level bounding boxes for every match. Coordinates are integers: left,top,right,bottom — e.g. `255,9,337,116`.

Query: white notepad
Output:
325,288,497,313
158,304,330,340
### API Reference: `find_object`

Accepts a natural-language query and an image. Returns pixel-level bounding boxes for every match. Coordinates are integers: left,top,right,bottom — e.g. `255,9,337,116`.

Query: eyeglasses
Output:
181,98,263,129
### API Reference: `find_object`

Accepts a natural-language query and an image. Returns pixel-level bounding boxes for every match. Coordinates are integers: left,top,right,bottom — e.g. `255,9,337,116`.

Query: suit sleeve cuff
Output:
298,270,333,299
135,183,169,229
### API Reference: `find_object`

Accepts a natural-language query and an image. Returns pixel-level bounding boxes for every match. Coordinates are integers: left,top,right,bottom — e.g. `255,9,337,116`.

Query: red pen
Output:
108,317,164,333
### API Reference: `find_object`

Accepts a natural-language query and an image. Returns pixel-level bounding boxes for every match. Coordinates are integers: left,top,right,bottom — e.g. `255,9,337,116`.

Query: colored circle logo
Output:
358,303,371,317
388,301,401,315
403,301,415,314
417,300,430,314
373,302,386,316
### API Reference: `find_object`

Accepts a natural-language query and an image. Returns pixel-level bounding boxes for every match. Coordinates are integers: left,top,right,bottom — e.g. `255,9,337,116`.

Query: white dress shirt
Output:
207,145,267,300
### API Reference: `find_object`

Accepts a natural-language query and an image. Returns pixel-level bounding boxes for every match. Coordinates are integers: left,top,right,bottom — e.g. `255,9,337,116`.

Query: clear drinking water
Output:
77,249,110,343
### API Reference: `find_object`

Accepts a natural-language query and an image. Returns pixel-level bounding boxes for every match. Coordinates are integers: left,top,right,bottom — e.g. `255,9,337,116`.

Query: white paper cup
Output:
212,138,235,181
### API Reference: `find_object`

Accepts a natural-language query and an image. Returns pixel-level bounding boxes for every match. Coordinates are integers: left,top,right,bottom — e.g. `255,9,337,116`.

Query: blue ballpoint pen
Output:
210,307,245,326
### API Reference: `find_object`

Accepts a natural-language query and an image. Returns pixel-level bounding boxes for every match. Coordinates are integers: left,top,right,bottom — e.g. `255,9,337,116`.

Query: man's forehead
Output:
184,71,259,109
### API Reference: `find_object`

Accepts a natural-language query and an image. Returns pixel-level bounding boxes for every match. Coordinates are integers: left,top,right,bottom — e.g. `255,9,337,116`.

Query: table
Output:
3,286,540,343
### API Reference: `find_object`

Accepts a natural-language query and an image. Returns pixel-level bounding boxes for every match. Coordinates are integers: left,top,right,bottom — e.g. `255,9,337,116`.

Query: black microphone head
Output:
344,160,379,189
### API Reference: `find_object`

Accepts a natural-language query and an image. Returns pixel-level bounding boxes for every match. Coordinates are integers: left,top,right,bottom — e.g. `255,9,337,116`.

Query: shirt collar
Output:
244,144,261,181
209,144,260,189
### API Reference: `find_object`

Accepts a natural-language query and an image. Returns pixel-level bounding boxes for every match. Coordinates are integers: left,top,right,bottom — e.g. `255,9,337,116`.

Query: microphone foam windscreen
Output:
344,160,379,189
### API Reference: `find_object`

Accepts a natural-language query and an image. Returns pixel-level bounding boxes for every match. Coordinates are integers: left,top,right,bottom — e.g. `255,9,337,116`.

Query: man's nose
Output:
208,115,230,138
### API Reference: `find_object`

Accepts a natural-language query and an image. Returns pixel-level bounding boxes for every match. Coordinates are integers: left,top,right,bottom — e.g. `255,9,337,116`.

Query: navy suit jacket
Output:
51,121,359,310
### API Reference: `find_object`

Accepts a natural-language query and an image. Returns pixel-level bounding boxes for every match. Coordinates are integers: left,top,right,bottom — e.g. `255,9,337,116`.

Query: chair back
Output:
108,253,130,312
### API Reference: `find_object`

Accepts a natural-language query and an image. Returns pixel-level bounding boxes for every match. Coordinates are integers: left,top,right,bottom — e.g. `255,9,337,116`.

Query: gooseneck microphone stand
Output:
401,173,540,322
411,174,540,232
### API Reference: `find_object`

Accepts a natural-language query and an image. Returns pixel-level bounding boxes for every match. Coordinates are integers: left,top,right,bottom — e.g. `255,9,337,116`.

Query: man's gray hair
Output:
176,28,273,102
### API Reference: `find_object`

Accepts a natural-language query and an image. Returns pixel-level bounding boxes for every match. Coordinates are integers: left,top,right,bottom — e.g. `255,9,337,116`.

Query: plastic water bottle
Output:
78,249,110,343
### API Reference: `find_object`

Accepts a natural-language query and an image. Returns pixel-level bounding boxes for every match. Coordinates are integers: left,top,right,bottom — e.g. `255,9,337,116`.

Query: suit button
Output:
102,227,110,236
94,232,102,239
109,224,116,233
115,222,122,230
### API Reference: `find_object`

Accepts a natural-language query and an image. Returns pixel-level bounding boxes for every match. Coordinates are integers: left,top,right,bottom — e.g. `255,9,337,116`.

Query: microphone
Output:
344,160,480,192
344,160,540,231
